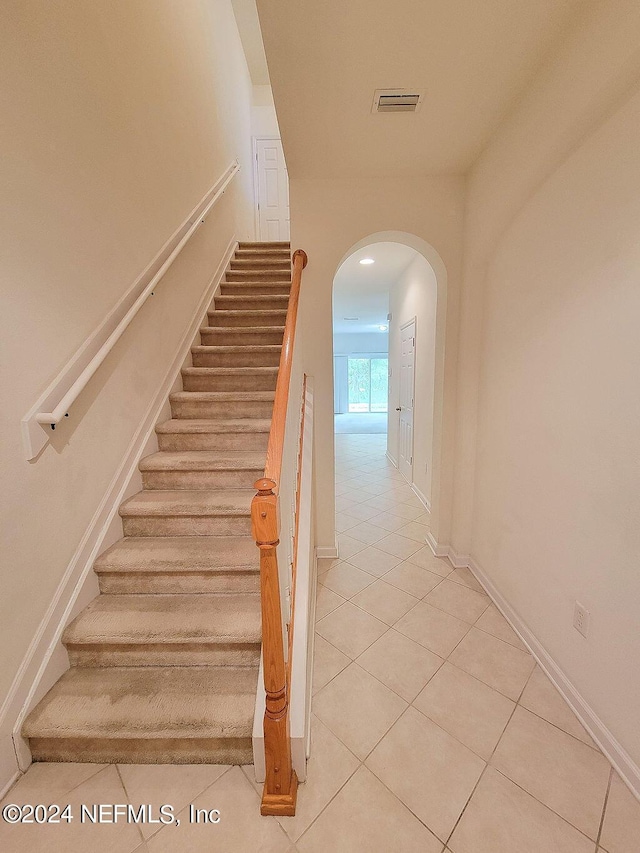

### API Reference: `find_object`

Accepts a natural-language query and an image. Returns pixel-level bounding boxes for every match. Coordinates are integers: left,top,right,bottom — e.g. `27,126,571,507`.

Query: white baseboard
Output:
424,532,640,799
0,770,20,802
1,237,237,790
0,734,19,800
425,530,449,558
467,555,640,800
411,483,431,514
445,548,470,569
316,543,339,560
436,540,640,799
385,451,398,467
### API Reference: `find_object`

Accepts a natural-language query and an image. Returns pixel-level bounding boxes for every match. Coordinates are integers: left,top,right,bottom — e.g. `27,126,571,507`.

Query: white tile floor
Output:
2,433,639,852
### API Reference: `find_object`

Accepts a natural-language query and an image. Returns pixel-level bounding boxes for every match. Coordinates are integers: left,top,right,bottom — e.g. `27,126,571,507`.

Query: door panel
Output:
256,138,290,241
398,320,415,482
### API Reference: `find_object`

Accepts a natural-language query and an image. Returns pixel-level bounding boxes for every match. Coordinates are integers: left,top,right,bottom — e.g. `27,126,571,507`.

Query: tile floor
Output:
2,433,639,852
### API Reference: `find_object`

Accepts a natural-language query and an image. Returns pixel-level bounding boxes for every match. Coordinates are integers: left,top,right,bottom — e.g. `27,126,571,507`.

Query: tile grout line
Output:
328,439,514,843
114,763,146,847
442,658,539,847
359,703,469,846
330,441,597,848
594,767,613,851
443,660,605,848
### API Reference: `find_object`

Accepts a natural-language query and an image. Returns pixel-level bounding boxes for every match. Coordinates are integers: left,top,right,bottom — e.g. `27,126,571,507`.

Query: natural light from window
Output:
347,357,388,412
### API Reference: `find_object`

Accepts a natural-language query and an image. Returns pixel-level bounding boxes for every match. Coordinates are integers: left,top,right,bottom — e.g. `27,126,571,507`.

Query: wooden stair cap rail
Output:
263,249,307,489
253,247,307,817
254,477,276,495
292,249,308,268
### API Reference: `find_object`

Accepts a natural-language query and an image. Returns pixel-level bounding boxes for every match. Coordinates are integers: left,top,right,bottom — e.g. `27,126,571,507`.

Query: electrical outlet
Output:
573,602,590,638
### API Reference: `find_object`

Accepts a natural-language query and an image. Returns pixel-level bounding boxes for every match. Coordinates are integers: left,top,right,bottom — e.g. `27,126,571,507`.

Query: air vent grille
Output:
372,88,425,114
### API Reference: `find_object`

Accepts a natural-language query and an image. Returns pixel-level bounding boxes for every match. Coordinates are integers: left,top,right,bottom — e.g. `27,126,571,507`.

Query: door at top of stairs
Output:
255,137,290,242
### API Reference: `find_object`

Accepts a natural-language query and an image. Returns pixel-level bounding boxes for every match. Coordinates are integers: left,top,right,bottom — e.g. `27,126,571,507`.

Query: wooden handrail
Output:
263,249,308,488
251,247,307,816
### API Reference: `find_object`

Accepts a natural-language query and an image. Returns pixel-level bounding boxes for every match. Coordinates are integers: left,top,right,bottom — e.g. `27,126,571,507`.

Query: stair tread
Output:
207,309,288,315
140,451,265,472
238,241,290,247
23,666,258,740
191,345,281,353
221,280,291,285
63,594,261,645
182,366,278,374
94,536,258,573
199,326,285,333
235,250,291,256
216,292,289,298
170,391,275,400
120,490,253,517
232,257,291,263
157,418,271,433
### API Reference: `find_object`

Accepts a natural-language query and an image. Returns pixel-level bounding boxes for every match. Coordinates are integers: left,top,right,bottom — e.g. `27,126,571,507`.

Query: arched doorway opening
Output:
332,231,447,531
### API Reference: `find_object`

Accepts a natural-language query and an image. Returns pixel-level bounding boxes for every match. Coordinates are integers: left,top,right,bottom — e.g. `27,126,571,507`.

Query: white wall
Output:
457,0,640,777
333,332,389,354
289,178,465,553
0,0,255,786
251,84,281,138
388,255,437,506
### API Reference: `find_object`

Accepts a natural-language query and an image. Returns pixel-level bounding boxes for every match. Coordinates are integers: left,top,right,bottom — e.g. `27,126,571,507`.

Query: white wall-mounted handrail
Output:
22,159,240,460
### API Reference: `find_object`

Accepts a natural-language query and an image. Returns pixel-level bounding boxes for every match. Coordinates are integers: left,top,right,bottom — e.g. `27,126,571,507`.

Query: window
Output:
347,357,388,412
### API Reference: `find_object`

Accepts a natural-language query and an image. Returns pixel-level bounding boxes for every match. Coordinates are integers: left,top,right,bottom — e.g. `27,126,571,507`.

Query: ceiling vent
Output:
372,88,425,114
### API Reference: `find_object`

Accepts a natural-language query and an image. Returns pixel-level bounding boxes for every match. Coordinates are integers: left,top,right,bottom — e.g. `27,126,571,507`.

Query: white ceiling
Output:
256,0,586,177
231,0,270,86
333,243,418,334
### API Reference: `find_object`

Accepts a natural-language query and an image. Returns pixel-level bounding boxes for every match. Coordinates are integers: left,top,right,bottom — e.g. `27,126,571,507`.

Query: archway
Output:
331,231,447,540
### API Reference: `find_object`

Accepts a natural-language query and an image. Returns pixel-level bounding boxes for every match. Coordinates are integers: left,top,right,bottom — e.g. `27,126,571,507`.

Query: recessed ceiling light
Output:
378,325,388,331
359,258,375,265
344,317,359,321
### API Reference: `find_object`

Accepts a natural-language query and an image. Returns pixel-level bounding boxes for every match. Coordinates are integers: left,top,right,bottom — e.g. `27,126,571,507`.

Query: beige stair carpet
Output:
23,241,291,764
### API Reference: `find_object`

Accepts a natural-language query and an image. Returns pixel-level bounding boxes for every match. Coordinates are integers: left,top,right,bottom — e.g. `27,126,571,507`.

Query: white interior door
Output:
398,320,415,482
255,137,290,241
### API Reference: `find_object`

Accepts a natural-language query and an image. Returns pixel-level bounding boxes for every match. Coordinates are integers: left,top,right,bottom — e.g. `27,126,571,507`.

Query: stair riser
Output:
28,737,253,765
181,372,277,392
230,255,291,271
238,241,290,249
235,249,290,258
226,271,291,281
97,571,260,595
215,297,289,312
221,283,291,296
191,350,281,367
200,329,283,346
158,432,269,451
141,469,262,490
122,516,252,537
207,311,287,328
230,260,291,269
66,643,261,668
169,398,273,419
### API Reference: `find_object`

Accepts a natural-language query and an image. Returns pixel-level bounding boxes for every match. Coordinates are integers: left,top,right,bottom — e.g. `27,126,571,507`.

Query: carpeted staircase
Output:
22,241,291,764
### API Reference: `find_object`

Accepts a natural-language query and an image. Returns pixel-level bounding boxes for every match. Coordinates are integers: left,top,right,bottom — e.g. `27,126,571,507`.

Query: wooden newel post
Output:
251,477,298,816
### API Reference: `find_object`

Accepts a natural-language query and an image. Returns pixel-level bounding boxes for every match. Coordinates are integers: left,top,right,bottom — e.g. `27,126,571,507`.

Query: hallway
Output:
308,433,637,852
1,435,638,853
